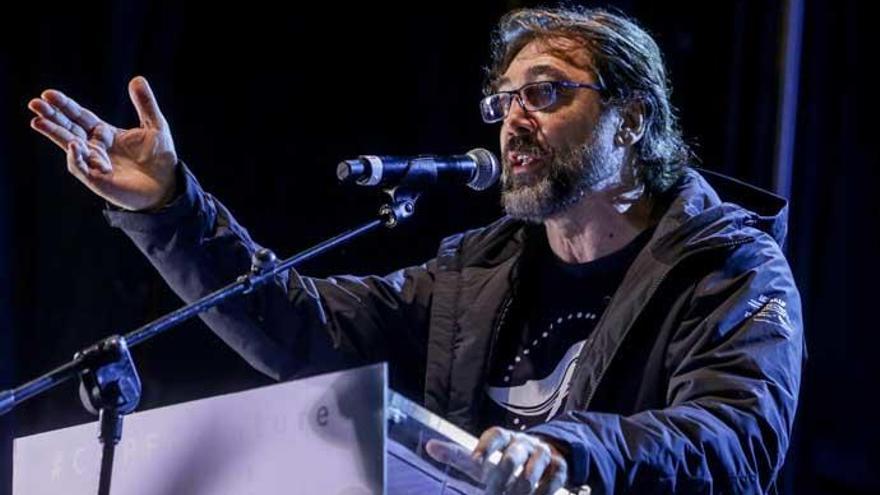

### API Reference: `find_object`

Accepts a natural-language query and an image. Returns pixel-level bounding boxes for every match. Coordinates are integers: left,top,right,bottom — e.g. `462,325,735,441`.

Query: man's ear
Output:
615,99,646,146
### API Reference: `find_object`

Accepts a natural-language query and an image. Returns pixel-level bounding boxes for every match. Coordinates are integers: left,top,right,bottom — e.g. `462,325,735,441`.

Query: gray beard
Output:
501,135,619,223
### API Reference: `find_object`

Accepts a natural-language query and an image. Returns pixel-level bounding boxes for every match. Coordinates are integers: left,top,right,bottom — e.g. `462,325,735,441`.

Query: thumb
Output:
425,439,486,482
128,76,167,130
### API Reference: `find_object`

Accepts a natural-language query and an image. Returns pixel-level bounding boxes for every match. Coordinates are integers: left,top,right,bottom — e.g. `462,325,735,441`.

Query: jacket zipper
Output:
476,291,514,413
474,257,521,421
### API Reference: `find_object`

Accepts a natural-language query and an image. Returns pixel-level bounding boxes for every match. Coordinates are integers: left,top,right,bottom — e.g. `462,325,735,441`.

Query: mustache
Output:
505,134,547,157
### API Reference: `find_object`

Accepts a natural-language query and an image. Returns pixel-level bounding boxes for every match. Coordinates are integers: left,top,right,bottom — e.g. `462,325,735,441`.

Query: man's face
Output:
497,38,621,222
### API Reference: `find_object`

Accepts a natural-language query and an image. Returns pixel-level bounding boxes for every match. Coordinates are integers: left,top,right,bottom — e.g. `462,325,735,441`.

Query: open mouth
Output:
507,151,547,174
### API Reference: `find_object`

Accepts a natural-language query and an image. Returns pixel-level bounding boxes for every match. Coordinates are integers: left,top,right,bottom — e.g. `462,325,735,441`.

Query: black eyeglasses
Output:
479,80,604,123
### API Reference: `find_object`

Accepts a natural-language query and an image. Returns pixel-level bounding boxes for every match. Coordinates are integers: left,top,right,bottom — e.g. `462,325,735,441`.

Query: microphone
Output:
337,148,500,191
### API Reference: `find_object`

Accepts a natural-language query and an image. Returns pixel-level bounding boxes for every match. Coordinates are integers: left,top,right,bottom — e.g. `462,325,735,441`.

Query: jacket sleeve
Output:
529,235,805,494
103,163,435,382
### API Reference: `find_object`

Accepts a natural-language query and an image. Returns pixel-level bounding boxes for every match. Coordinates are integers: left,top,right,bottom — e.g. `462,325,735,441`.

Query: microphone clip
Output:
379,187,421,228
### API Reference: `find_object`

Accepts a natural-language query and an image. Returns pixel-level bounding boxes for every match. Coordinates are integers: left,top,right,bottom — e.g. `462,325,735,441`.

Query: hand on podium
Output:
426,426,570,495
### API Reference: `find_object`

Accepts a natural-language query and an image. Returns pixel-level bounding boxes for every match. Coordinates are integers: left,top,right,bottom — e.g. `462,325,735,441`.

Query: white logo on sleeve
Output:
745,294,793,334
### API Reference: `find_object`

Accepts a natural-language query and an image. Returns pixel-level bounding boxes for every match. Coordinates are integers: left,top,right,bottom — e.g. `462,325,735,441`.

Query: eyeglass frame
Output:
479,80,605,124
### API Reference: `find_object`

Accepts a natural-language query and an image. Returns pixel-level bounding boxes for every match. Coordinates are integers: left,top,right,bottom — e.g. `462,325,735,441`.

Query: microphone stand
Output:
0,186,421,495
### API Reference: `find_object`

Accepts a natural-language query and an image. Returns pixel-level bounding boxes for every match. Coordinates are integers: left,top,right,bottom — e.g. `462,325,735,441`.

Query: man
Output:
27,7,803,495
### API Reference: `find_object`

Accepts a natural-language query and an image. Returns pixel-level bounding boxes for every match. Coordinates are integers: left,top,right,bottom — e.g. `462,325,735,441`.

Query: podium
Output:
14,364,584,494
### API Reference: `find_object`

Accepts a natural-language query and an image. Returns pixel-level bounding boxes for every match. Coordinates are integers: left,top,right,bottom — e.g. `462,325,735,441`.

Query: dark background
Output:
1,1,876,493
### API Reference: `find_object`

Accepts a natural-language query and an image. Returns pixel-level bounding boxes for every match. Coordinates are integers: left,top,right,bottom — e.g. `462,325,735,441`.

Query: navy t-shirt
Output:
481,227,653,431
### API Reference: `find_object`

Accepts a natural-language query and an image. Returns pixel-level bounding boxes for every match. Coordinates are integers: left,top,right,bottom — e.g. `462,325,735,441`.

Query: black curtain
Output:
0,23,15,494
784,0,879,492
1,1,875,493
